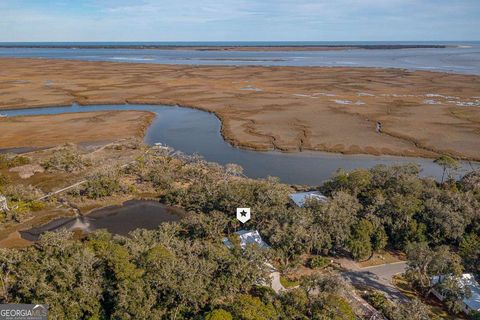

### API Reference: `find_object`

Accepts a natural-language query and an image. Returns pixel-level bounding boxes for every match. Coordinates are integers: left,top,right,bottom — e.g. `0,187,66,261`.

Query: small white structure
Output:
153,142,169,149
0,195,9,212
289,191,328,207
432,273,480,314
224,231,284,293
223,230,270,249
0,114,7,118
152,142,172,152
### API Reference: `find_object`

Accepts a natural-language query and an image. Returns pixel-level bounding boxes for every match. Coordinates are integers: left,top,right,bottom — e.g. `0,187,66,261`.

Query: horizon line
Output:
1,40,479,43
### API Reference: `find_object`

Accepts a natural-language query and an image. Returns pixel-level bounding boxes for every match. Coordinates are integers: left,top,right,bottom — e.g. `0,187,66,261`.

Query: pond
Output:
19,200,185,241
1,104,478,185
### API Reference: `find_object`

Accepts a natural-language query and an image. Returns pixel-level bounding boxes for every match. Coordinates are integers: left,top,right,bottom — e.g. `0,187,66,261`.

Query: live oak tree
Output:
41,145,91,173
315,191,360,252
394,298,431,320
459,233,480,274
404,242,470,314
7,230,104,319
347,219,374,260
0,226,271,319
231,294,278,320
205,309,233,320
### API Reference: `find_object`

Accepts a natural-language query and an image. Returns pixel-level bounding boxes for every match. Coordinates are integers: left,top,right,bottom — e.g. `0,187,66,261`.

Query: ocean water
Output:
0,41,479,74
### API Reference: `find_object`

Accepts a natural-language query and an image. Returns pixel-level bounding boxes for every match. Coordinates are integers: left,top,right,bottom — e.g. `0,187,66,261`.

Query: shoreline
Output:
1,58,479,161
0,44,452,51
2,56,478,80
3,102,480,163
1,56,476,77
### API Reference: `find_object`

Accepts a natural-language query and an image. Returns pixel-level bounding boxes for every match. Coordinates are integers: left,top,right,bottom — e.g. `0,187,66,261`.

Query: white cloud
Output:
1,0,479,41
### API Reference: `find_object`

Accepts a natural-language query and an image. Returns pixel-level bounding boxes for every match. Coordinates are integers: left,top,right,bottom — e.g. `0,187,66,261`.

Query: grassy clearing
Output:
357,250,405,268
280,276,300,289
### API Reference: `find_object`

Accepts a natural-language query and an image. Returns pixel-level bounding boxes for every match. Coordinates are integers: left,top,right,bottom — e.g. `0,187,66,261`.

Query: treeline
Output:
321,164,479,258
145,154,479,271
137,153,480,317
1,148,479,318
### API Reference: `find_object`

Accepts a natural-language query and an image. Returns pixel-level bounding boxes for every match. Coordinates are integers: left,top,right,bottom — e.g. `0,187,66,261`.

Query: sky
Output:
1,0,479,42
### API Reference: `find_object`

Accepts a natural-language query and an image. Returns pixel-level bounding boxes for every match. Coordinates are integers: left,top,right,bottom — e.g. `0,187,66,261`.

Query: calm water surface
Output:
0,41,479,74
2,104,478,185
20,200,184,241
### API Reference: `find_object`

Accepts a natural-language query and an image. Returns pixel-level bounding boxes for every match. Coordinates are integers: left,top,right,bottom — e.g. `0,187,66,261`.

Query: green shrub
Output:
280,276,300,288
308,256,331,269
82,170,126,199
0,154,31,169
29,200,46,211
363,291,396,319
0,173,10,187
231,294,278,320
205,309,233,320
0,183,46,222
42,148,90,172
323,294,356,320
2,203,44,225
469,310,480,320
2,184,42,202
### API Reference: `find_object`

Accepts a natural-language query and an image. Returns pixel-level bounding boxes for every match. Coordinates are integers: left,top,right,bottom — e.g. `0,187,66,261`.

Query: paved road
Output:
341,261,408,302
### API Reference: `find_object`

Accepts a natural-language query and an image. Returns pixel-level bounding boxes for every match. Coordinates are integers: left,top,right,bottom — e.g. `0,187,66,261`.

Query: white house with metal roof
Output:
289,191,328,207
223,230,287,293
223,230,270,249
431,273,480,314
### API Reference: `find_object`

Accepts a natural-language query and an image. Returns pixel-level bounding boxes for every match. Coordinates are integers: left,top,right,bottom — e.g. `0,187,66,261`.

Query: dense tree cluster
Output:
320,165,479,316
0,227,357,319
144,156,479,268
41,145,92,173
1,148,479,318
320,165,479,259
79,169,130,199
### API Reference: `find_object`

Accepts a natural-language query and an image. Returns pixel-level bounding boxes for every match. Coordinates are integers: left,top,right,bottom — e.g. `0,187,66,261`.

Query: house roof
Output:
432,273,480,311
223,230,270,249
289,191,328,207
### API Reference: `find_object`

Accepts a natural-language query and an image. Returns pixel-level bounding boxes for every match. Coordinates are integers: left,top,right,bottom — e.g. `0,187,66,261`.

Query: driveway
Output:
340,261,408,302
270,271,286,293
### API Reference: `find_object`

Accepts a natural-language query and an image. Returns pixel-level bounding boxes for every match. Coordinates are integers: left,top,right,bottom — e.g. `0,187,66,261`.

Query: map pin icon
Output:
236,208,251,223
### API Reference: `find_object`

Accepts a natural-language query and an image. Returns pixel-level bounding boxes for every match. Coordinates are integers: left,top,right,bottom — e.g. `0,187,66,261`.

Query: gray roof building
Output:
432,273,480,314
223,230,270,249
289,191,328,207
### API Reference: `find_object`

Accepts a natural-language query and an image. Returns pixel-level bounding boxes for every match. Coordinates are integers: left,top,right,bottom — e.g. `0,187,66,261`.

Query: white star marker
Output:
236,208,251,223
